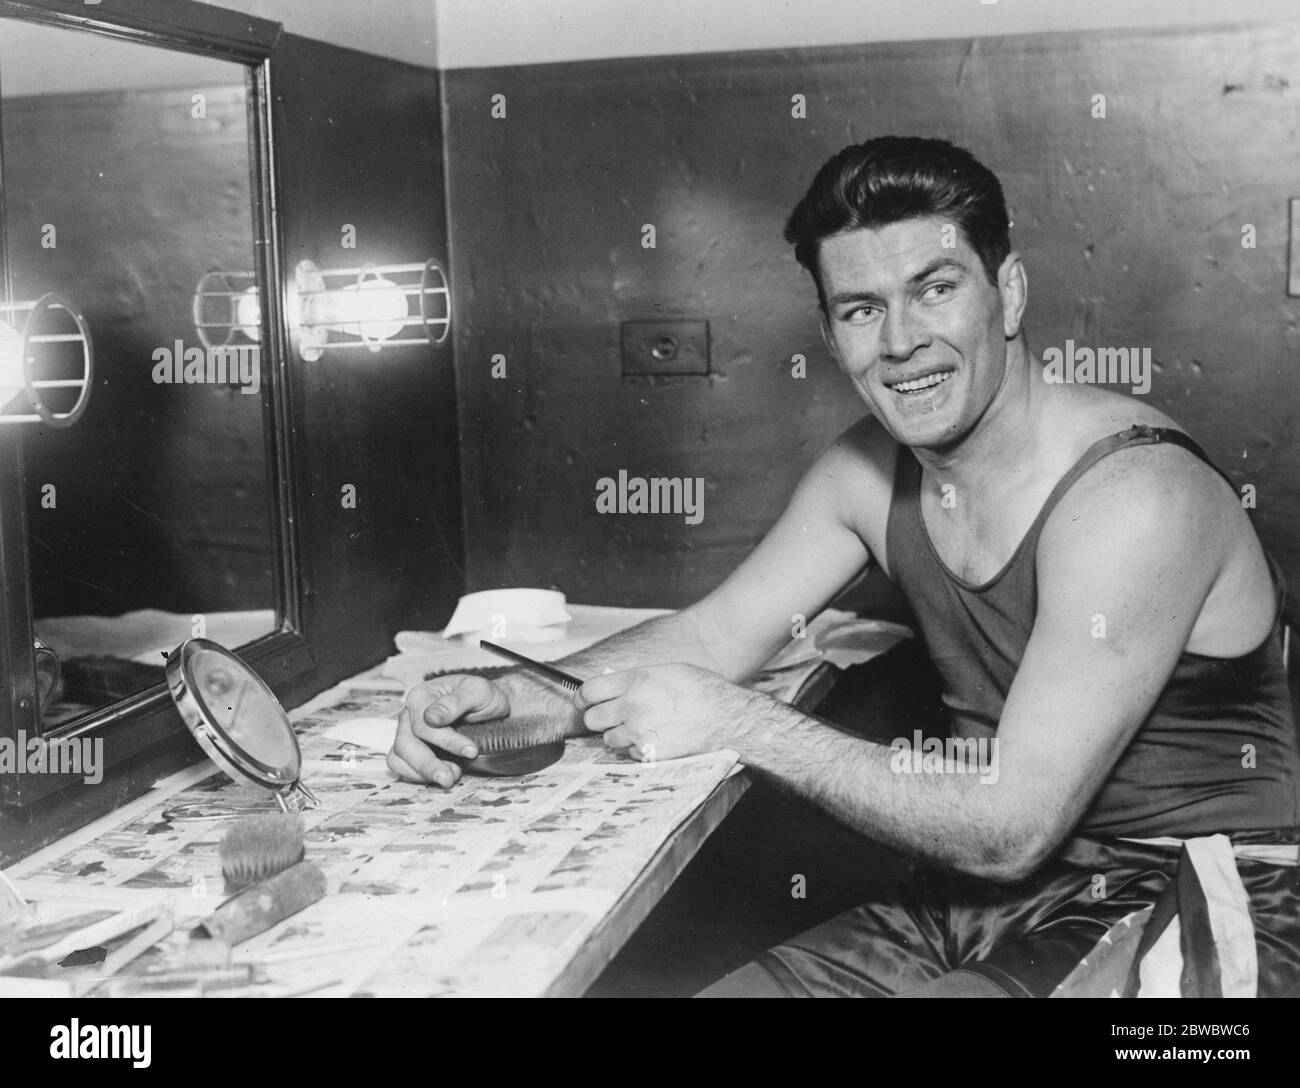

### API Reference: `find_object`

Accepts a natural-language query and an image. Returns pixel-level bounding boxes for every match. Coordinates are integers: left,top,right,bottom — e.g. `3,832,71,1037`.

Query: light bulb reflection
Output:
0,320,27,409
235,287,261,342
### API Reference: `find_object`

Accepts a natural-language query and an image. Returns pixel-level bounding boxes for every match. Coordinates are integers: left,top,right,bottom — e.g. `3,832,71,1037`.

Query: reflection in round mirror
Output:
191,646,297,769
166,639,317,812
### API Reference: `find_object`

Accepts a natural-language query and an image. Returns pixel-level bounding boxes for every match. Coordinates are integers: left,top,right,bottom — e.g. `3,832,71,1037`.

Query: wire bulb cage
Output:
0,294,94,428
192,269,261,351
191,258,451,363
294,258,450,361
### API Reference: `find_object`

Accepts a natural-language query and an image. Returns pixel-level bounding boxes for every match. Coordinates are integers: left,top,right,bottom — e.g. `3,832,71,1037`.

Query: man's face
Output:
817,216,1011,451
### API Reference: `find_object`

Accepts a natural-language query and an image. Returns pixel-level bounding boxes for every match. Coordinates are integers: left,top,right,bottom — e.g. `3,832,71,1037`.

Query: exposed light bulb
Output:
0,320,27,409
235,286,261,341
311,277,409,346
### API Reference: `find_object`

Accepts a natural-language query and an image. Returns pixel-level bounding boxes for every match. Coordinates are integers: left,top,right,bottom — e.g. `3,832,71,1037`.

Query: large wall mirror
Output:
3,21,273,724
0,0,307,807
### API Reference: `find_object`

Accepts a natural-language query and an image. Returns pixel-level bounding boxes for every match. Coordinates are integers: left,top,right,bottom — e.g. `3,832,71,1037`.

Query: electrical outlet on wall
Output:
620,319,709,376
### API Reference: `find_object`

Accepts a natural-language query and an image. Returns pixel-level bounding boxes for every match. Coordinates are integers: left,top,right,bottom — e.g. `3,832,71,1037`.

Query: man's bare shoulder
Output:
1045,384,1184,447
800,416,899,548
1042,387,1227,531
812,416,899,503
1049,389,1238,516
819,415,899,473
1038,395,1241,591
1033,386,1274,653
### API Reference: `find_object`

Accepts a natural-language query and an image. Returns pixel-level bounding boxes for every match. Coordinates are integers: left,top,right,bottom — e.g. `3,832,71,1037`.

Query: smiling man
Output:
391,136,1300,997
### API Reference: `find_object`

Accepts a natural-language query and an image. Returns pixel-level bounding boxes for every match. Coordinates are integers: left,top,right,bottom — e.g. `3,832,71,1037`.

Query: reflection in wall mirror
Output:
0,18,276,726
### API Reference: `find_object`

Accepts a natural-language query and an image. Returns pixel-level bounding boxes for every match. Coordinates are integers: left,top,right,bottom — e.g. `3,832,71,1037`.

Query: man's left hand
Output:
575,663,754,762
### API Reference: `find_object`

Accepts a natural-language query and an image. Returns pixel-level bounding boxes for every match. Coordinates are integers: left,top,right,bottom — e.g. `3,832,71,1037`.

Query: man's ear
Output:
999,251,1028,340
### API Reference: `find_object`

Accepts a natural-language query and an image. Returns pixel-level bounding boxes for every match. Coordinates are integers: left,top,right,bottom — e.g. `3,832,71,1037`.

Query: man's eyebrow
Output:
908,257,969,283
825,288,882,308
825,258,971,309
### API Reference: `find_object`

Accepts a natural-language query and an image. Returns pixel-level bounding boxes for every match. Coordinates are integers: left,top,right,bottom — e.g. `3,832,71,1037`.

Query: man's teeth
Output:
892,371,953,393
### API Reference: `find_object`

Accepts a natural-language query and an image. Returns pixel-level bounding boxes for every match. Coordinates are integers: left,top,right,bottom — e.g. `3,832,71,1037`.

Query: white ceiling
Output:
2,0,1298,95
432,0,1300,69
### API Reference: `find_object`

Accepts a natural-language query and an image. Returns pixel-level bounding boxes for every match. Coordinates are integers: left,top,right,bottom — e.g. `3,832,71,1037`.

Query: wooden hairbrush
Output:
431,642,580,776
194,814,323,947
218,813,305,894
438,714,567,776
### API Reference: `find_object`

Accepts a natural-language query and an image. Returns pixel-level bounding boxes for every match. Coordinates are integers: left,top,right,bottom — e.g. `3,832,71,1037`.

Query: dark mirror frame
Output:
0,0,312,807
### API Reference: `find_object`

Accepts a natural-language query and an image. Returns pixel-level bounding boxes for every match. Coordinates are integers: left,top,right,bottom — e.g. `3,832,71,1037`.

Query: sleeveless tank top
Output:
885,423,1300,838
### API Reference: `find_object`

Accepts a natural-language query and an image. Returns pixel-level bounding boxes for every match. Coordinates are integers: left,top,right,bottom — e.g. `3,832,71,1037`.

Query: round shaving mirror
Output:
165,638,318,812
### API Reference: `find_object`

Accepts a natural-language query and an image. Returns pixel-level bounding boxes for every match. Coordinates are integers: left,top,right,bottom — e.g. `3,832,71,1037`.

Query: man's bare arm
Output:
580,446,1231,880
392,420,887,780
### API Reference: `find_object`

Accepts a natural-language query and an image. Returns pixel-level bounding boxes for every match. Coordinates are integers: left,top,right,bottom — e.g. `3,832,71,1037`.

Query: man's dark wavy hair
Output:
784,136,1011,308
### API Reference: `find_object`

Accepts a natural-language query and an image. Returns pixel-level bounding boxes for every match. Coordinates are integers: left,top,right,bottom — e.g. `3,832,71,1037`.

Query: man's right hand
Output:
386,673,513,787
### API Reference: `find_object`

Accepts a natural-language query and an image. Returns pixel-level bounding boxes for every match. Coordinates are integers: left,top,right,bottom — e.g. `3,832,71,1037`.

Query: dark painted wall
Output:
6,86,273,617
444,23,1300,615
272,33,464,708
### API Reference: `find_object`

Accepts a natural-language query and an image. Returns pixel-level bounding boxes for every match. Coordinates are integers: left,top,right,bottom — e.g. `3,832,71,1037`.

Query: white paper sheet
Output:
5,673,737,998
